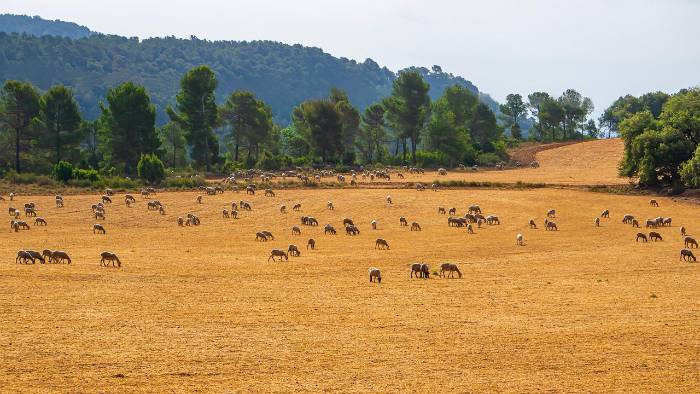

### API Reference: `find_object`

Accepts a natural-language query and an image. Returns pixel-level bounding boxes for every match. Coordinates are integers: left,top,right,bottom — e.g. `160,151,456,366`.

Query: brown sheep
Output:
595,217,600,227
345,225,360,236
636,233,648,242
468,205,481,214
684,237,698,248
438,207,446,214
16,250,35,264
50,251,71,264
681,226,687,236
529,219,537,229
256,232,269,241
632,219,640,228
545,221,558,231
399,217,408,226
196,195,203,204
681,249,697,262
177,217,184,226
369,268,382,283
601,209,610,218
466,223,474,234
159,206,166,215
650,199,659,207
645,219,656,228
265,189,275,197
307,239,316,250
448,208,457,216
292,226,301,235
102,195,112,204
622,214,634,224
343,218,354,227
34,217,47,226
410,222,421,231
25,250,45,264
100,251,122,267
327,201,335,210
222,209,230,219
280,205,287,214
268,249,288,262
546,209,556,218
93,223,106,234
440,263,462,278
324,224,337,235
95,211,105,220
649,232,663,241
375,238,390,250
411,263,430,278
371,220,378,230
288,244,301,257
292,203,302,211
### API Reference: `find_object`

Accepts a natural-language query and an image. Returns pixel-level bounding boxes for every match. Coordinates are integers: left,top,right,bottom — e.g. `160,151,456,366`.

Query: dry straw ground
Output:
1,139,699,392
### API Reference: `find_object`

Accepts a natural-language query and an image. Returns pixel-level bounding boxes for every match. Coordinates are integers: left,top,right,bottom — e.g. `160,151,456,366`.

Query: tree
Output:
470,103,500,151
158,122,187,168
292,99,342,162
0,80,40,172
680,145,700,188
557,89,593,139
167,66,219,171
500,94,527,139
618,111,657,177
358,103,386,164
426,99,472,166
99,82,161,175
37,85,82,164
220,90,260,162
384,70,431,164
331,89,360,159
137,153,166,184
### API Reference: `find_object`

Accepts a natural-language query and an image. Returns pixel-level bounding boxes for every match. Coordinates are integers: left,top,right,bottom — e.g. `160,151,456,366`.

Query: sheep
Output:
420,264,430,278
516,233,524,246
12,220,30,230
24,207,37,217
343,218,354,227
386,195,393,205
196,196,203,204
650,199,659,207
50,251,71,264
100,251,122,267
265,189,275,197
307,239,316,250
546,209,556,218
684,237,698,248
632,219,640,228
680,249,697,262
375,238,390,250
9,192,15,201
636,233,648,242
307,217,319,226
125,194,136,204
324,224,337,235
397,173,404,179
601,209,610,218
280,205,287,214
246,185,256,195
158,206,166,215
416,183,425,191
141,189,150,199
25,250,45,264
288,244,301,257
262,230,274,240
268,249,288,262
649,232,663,241
371,220,378,230
468,205,481,214
345,225,360,236
655,217,664,227
34,217,47,226
55,198,64,208
486,215,500,225
438,168,447,176
255,232,269,241
440,263,462,278
16,250,35,264
529,219,537,229
368,268,382,283
94,211,105,220
177,217,184,227
681,226,687,236
187,214,201,226
102,195,112,204
147,201,161,210
292,203,302,211
93,223,106,234
410,263,426,278
222,209,230,219
231,210,238,219
240,201,252,211
438,207,446,214
399,217,408,226
622,214,634,224
645,219,656,228
410,222,421,231
663,218,672,227
448,208,457,216
8,207,16,216
466,223,474,234
595,217,600,227
546,221,558,231
231,202,238,211
327,201,334,210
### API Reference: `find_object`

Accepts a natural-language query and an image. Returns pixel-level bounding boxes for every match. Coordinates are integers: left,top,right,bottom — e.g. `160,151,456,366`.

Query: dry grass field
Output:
2,139,699,392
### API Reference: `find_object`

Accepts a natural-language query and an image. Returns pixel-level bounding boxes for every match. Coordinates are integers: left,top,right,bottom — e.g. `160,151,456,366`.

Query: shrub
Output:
476,152,501,166
4,170,39,184
73,168,100,182
163,175,206,189
53,161,75,183
137,154,166,185
680,145,700,188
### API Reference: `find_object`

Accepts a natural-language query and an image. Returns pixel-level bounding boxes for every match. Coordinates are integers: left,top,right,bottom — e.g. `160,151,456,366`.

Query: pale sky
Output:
4,0,700,117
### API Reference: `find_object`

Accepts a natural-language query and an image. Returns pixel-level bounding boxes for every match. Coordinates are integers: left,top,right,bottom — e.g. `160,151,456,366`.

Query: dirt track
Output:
1,183,699,391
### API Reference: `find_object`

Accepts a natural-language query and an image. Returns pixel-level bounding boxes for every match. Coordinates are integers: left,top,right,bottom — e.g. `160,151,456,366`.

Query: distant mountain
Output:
0,14,501,126
0,14,93,39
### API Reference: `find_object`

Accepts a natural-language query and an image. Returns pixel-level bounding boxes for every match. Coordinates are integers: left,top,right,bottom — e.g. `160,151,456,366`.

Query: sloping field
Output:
394,138,628,186
1,187,699,392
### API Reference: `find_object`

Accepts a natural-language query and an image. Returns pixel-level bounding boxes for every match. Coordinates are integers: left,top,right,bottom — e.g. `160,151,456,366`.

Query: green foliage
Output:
357,103,386,164
628,129,693,186
73,168,99,182
470,103,501,151
500,93,526,139
384,70,431,164
477,152,501,166
137,153,166,185
680,145,700,188
37,85,83,164
0,14,92,38
0,80,41,172
158,122,187,168
220,90,273,162
162,175,206,189
52,160,74,182
293,98,343,162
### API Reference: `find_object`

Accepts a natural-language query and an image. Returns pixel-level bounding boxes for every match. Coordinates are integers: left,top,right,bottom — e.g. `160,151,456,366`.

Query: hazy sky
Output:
4,0,700,116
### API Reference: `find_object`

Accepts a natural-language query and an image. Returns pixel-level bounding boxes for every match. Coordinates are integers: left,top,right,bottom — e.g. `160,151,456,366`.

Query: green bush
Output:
681,145,700,188
103,176,139,190
73,168,100,182
53,161,75,183
163,176,206,189
4,171,39,184
415,151,449,168
137,154,166,185
477,152,501,166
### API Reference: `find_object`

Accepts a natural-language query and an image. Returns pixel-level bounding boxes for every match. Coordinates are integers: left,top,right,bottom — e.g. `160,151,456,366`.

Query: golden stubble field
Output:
1,184,700,392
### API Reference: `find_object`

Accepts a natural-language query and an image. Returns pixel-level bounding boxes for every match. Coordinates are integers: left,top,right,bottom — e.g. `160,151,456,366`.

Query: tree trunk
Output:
411,138,417,165
15,128,20,173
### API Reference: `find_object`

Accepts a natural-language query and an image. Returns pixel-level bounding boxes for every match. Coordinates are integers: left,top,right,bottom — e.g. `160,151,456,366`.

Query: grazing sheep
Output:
622,214,634,224
307,217,319,226
466,223,474,234
684,237,698,248
265,189,275,197
327,201,334,210
680,249,697,262
438,168,447,175
293,203,302,211
231,210,238,219
345,225,360,236
663,218,672,227
9,192,15,201
650,199,659,207
486,215,500,225
399,217,408,226
410,222,421,231
546,221,558,231
95,211,105,220
416,183,425,191
102,195,112,204
645,219,656,228
240,201,252,211
34,217,47,226
288,244,301,257
159,206,166,215
420,263,430,278
100,251,122,267
386,195,393,205
196,196,203,204
632,219,640,228
246,185,255,195
147,201,161,210
141,189,150,199
292,226,301,235
307,238,316,250
256,232,269,241
516,233,524,246
262,230,274,240
636,233,648,242
529,219,537,229
231,202,238,211
268,249,288,262
50,251,71,264
601,209,610,218
16,250,35,264
375,238,390,250
369,268,382,283
681,226,687,236
177,217,184,226
324,224,337,235
280,205,287,214
649,232,663,241
11,220,30,231
440,263,462,278
55,198,64,208
546,209,556,218
222,209,230,219
93,223,106,234
125,194,136,204
371,220,378,230
410,263,425,278
595,217,600,227
24,207,37,217
343,218,354,227
468,205,481,214
25,250,45,264
438,207,446,214
448,208,457,216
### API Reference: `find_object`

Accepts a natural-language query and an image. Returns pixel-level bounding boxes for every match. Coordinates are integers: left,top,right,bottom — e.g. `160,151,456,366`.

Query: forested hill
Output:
0,14,93,38
0,15,500,125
